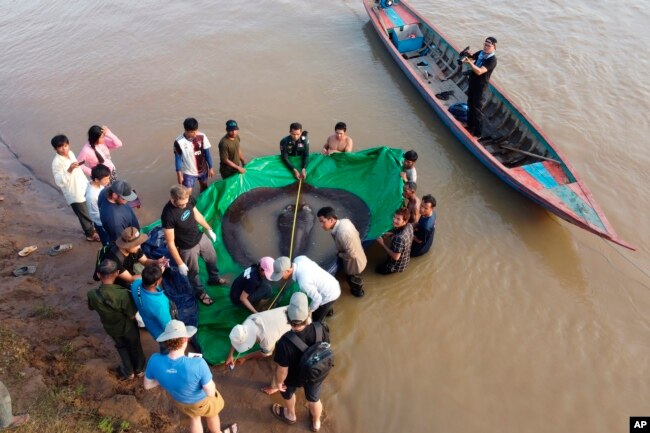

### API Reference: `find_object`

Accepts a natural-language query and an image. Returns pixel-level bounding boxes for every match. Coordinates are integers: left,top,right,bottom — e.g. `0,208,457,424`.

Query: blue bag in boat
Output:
448,102,468,123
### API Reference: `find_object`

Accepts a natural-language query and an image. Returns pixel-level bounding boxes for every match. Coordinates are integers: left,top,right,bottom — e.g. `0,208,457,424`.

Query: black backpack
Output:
287,323,334,384
92,244,111,281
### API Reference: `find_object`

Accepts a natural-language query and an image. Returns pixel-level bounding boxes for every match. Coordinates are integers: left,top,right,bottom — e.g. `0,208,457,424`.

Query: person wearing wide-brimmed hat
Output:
88,259,146,380
144,320,238,433
225,305,292,373
102,227,167,289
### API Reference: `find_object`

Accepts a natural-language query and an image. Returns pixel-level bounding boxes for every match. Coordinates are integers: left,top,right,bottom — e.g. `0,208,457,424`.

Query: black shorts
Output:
281,380,324,403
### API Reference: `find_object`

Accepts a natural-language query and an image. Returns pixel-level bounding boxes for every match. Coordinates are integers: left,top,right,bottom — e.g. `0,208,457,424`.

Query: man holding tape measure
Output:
270,256,340,323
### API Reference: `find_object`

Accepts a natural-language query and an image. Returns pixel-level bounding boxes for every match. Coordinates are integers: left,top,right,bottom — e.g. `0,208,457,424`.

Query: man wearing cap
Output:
88,259,146,380
131,265,173,352
462,36,498,137
225,305,292,372
144,320,238,433
229,257,274,314
103,227,167,289
218,120,246,179
270,255,340,323
174,117,215,194
269,292,329,431
162,184,225,305
279,122,309,180
316,206,367,298
98,180,140,243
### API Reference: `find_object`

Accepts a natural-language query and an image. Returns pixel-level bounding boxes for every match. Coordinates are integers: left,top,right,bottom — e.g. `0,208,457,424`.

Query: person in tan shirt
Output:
317,206,367,297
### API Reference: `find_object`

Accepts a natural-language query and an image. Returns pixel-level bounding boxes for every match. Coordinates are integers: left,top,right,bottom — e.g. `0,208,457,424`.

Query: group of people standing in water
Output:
49,117,437,433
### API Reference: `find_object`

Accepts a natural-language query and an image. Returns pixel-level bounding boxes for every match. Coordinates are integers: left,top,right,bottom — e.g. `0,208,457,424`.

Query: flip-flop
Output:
207,277,228,286
199,292,214,306
48,243,73,256
13,266,36,277
221,423,238,433
18,245,38,257
271,403,296,425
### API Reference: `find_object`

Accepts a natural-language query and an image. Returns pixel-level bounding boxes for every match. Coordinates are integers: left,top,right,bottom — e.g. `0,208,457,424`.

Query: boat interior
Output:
375,2,566,174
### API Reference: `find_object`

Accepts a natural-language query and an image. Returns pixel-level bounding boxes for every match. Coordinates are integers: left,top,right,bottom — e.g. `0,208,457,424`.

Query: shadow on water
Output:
361,22,587,292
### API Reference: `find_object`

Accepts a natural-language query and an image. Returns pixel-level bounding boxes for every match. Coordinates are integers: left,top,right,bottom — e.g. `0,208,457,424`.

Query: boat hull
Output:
364,0,634,250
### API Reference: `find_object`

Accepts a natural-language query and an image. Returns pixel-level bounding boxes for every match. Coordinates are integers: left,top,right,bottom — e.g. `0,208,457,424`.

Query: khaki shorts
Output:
175,391,224,418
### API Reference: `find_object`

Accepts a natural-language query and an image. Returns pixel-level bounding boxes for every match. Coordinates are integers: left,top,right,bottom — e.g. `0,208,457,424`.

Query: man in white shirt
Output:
51,134,98,241
270,256,340,322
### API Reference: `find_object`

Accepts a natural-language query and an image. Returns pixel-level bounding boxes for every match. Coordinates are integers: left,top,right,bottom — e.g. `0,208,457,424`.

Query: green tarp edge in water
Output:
144,146,404,364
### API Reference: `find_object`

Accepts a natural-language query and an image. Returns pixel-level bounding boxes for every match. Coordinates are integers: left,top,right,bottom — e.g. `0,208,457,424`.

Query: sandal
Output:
199,292,214,306
48,243,73,256
12,266,36,277
18,245,38,257
271,403,296,425
207,277,227,286
221,423,238,433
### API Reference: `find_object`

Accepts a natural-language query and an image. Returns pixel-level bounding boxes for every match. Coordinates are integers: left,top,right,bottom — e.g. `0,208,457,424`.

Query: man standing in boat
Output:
279,122,309,180
462,36,498,137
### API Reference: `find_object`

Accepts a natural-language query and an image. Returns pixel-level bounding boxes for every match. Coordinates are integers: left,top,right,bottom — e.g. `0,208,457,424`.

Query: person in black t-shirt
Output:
229,257,274,314
268,292,329,432
161,185,225,305
462,36,498,137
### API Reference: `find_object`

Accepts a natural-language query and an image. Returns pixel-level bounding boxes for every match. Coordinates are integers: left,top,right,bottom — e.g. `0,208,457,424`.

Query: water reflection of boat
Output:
364,0,634,250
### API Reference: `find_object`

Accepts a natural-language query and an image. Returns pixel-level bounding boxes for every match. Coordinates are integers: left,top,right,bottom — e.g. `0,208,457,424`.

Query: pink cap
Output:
259,256,274,280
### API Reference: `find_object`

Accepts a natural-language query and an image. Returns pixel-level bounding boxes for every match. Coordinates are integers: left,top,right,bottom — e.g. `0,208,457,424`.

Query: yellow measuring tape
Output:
267,178,303,310
231,179,304,368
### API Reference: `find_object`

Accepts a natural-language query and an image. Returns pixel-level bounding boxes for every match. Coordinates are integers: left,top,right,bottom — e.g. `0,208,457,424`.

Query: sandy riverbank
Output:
0,139,337,433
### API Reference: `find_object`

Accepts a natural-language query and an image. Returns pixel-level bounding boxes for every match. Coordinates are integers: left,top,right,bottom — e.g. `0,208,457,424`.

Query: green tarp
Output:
146,146,404,364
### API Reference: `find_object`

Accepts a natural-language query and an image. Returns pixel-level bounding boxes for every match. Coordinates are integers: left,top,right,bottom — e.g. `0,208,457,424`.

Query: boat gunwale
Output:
363,0,634,250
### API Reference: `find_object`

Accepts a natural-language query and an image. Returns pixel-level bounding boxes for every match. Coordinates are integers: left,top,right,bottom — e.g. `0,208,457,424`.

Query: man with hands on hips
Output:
161,184,226,306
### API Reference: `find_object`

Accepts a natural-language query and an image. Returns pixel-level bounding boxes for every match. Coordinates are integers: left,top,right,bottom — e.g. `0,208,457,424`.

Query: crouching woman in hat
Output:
144,320,238,433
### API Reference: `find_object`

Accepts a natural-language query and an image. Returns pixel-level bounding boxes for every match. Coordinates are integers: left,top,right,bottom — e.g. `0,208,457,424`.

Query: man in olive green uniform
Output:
87,259,145,380
218,119,246,179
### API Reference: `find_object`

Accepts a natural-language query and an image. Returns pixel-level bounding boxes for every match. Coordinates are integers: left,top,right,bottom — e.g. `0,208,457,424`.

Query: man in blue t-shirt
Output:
411,194,437,257
131,265,172,351
144,320,238,433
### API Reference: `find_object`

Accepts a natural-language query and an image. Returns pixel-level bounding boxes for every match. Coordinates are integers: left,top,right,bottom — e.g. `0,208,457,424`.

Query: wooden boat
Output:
364,0,634,250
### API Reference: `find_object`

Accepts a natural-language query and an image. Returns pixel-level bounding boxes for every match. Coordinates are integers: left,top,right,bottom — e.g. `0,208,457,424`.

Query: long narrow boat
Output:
364,0,634,250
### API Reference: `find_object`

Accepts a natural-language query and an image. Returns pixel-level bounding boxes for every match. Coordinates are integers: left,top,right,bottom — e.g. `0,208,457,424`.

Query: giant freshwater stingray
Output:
221,183,371,269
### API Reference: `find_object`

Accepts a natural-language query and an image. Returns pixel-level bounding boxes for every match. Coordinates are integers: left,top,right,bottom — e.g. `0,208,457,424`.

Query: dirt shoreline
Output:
0,139,336,433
